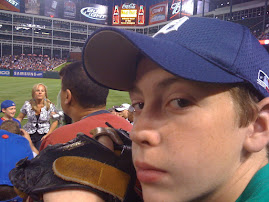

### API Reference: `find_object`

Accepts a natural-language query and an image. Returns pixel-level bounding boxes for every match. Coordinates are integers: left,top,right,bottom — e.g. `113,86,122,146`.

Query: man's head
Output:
82,17,269,201
0,120,20,135
59,61,109,114
115,103,131,119
1,100,16,119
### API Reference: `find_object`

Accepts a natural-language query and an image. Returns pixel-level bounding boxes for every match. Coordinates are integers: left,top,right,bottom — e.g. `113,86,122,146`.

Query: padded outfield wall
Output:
0,69,60,79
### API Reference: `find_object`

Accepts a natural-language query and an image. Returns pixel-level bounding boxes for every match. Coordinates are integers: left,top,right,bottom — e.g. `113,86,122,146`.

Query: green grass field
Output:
0,76,130,125
54,62,71,72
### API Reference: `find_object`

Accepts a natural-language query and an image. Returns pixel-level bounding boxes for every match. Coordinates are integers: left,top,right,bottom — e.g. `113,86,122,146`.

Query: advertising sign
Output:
0,70,10,76
64,0,76,19
44,0,60,18
80,3,108,25
0,0,20,12
169,0,194,20
112,3,145,26
25,0,40,15
149,1,168,25
259,40,269,45
13,70,43,78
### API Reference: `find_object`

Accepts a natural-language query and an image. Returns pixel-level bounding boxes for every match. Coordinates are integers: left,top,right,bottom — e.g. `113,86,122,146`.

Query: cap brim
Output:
115,108,125,112
83,27,243,91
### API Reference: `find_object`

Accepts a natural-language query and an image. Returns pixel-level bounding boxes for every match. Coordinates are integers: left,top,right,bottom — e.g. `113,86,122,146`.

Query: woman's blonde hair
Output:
30,83,52,112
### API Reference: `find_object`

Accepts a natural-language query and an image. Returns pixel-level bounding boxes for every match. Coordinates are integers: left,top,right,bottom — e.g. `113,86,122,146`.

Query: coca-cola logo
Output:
122,3,136,9
80,6,107,20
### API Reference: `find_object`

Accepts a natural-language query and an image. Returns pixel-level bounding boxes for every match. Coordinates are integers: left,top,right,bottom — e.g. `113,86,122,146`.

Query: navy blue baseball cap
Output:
82,17,269,98
1,100,16,112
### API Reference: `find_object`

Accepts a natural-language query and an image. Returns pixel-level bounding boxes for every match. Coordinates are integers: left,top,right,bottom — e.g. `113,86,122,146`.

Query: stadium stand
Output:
0,0,268,60
0,55,66,71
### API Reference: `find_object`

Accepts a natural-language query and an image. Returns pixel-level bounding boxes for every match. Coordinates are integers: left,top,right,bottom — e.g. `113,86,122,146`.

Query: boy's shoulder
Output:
0,117,4,125
236,164,269,202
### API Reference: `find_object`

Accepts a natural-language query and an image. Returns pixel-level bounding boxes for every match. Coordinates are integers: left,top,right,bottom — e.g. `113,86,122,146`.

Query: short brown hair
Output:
229,84,260,128
228,84,269,155
0,120,20,134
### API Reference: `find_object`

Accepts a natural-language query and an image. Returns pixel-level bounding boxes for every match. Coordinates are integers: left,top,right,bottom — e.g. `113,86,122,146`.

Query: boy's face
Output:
129,58,251,202
2,106,16,118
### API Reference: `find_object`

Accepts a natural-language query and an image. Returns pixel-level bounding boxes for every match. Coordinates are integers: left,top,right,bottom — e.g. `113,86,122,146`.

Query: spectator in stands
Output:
114,103,131,120
0,129,33,202
0,120,39,157
39,61,132,150
114,103,134,124
0,100,21,128
17,83,58,150
0,55,66,71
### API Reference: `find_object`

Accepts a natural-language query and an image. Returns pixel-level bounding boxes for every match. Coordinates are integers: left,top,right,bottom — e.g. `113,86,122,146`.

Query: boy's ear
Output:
244,97,269,153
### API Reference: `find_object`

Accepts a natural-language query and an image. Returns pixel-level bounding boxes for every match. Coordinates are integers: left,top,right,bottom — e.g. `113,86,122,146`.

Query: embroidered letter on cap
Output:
153,16,189,37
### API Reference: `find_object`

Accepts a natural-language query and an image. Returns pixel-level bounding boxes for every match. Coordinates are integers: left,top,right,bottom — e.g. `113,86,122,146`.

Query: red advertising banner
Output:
112,3,145,26
149,1,168,25
0,0,20,12
260,40,269,45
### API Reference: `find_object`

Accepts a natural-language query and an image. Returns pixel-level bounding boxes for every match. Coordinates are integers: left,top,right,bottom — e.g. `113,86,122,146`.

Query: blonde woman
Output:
17,83,58,149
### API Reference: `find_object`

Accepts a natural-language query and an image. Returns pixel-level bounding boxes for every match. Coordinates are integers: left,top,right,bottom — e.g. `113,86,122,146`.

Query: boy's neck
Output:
2,115,13,120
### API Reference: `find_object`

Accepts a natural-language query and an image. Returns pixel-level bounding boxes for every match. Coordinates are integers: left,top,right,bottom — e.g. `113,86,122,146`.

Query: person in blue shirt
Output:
0,129,33,202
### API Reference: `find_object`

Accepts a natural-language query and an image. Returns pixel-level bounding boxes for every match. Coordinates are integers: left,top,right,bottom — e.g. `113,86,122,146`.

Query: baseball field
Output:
0,72,130,125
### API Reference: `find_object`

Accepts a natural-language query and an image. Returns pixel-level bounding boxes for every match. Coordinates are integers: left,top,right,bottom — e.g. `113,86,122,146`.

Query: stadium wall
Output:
0,69,60,79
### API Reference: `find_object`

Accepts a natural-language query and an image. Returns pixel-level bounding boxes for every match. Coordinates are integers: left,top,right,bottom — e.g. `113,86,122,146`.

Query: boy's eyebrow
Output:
129,76,183,95
157,76,184,89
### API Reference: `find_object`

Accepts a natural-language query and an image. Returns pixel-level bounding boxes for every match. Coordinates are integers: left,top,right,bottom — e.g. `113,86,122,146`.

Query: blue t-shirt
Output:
0,117,21,128
236,164,269,202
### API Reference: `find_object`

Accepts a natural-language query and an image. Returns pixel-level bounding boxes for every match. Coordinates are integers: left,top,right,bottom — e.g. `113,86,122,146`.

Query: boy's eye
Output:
170,98,192,108
131,102,144,112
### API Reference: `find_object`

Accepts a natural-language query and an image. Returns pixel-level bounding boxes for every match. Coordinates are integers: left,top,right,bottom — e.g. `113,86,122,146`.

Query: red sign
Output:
112,3,145,26
149,1,168,25
260,40,269,45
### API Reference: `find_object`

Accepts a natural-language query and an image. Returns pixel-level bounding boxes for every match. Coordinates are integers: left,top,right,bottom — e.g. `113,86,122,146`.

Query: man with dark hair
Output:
40,61,132,150
59,61,109,109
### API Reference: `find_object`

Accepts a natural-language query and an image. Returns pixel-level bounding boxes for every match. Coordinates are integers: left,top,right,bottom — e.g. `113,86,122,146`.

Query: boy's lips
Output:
135,161,167,183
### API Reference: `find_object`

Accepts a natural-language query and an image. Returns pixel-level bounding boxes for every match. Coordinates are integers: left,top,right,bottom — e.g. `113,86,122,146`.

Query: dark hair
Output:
0,120,20,135
59,61,109,108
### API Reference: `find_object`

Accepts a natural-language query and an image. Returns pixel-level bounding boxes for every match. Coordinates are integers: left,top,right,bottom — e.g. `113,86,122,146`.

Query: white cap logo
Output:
153,16,189,37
